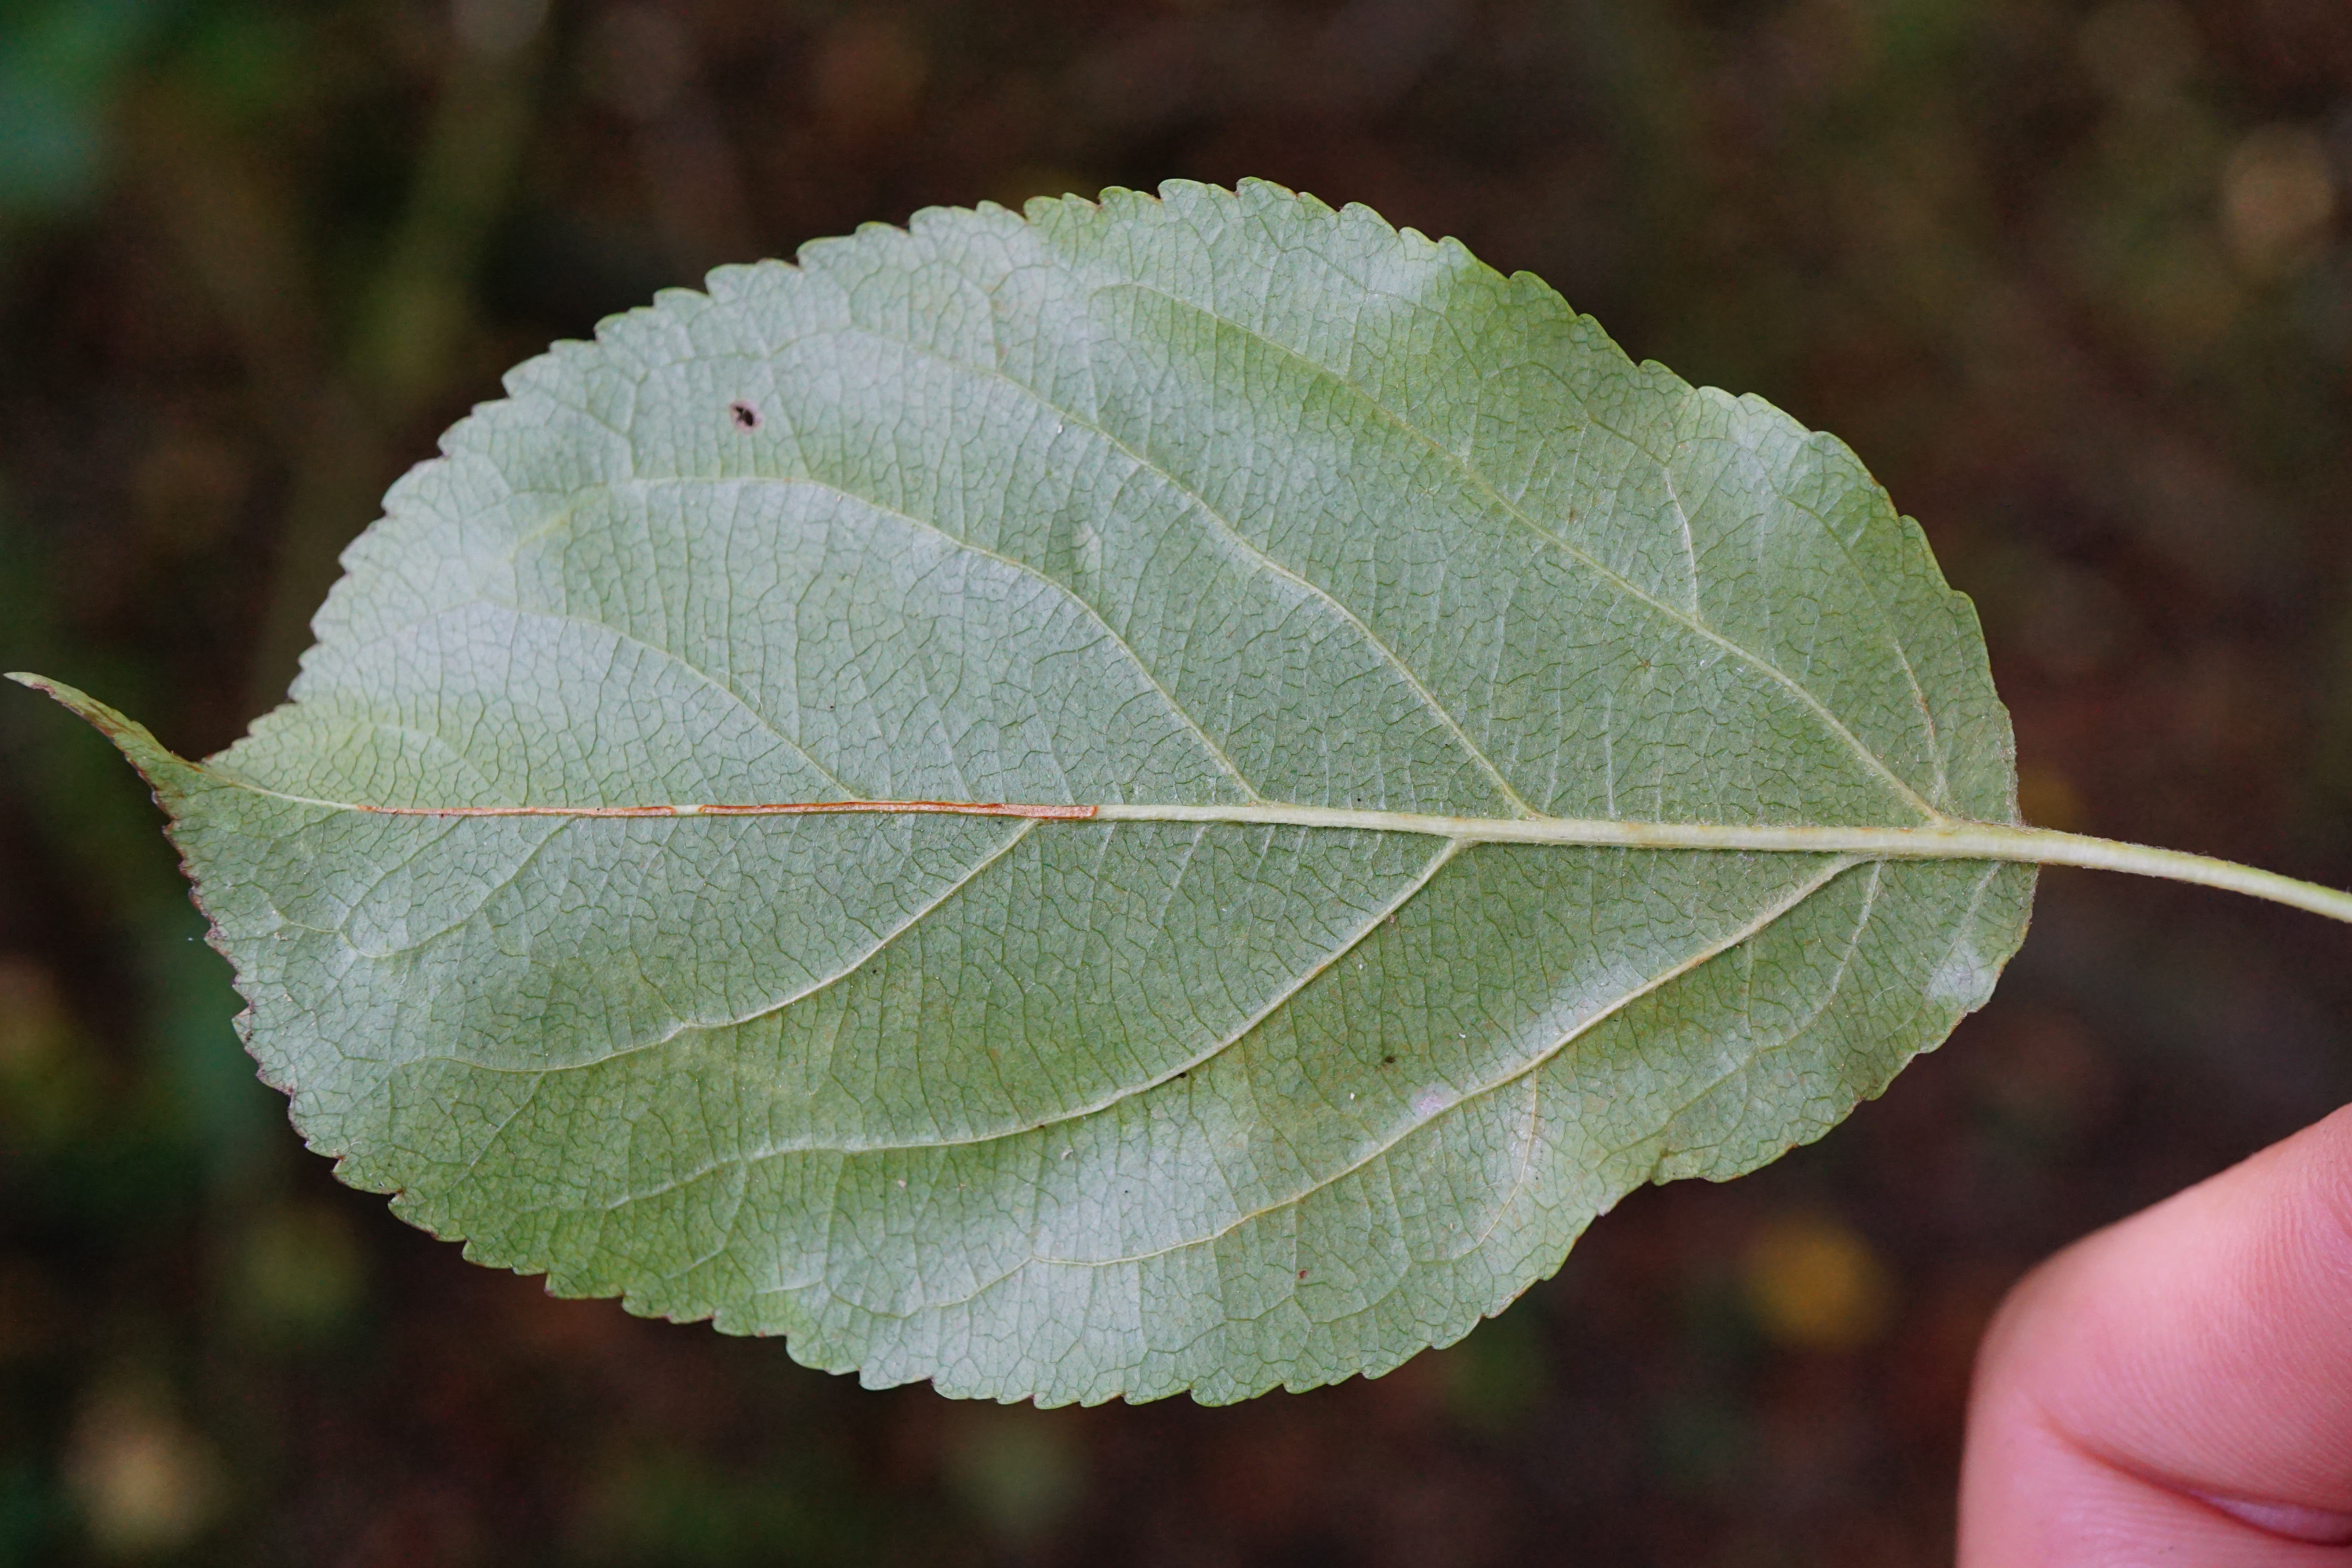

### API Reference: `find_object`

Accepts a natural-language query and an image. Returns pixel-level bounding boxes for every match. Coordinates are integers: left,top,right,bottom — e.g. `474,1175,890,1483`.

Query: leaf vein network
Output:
608,473,1263,804
560,830,1469,1218
436,815,1044,1081
1084,278,1944,822
832,322,1540,818
891,853,1857,1309
581,851,1853,1290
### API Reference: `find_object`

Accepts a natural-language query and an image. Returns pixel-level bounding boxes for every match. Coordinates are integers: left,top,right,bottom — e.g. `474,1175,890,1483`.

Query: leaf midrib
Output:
190,770,2017,850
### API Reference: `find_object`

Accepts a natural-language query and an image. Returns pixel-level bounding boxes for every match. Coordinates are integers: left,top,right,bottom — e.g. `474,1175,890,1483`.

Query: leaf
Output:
13,179,2034,1404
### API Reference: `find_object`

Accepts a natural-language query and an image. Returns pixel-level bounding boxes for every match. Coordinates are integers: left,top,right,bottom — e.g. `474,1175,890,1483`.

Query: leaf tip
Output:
5,672,197,787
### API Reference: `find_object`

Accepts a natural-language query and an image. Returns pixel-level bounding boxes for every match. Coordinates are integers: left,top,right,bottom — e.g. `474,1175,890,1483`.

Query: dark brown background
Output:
2,2,2349,1563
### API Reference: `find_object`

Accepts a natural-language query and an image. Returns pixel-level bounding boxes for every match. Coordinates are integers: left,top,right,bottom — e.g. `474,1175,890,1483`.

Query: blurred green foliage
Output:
0,0,180,218
0,2,2347,1563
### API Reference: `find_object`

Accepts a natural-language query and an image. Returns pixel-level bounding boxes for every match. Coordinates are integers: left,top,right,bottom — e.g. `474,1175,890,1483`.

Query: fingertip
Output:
1959,1103,2352,1565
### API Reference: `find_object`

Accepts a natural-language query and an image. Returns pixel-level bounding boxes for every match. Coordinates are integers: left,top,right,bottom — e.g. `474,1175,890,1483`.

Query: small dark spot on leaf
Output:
1298,1270,1308,1280
1381,1055,1396,1066
728,401,761,430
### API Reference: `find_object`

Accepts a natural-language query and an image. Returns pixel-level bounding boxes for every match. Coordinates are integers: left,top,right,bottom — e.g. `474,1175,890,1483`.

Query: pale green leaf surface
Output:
22,180,2031,1403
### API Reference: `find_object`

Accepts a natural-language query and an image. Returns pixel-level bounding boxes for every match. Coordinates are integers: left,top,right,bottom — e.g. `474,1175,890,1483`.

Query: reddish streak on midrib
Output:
346,800,1098,821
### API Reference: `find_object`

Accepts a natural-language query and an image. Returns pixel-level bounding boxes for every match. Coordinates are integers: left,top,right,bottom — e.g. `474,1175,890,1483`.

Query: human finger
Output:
1958,1102,2352,1564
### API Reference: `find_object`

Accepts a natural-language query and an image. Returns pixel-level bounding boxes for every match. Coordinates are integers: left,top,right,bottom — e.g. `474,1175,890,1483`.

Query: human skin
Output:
1958,1102,2352,1564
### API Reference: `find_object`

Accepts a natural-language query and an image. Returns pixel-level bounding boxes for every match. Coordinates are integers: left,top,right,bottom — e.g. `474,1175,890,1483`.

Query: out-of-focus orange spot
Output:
64,1377,225,1558
2016,767,2085,832
2013,771,2089,832
1740,1213,1893,1353
2223,125,2337,281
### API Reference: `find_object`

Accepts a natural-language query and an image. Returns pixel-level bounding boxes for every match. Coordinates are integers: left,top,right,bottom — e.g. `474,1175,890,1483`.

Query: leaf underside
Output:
28,180,2031,1404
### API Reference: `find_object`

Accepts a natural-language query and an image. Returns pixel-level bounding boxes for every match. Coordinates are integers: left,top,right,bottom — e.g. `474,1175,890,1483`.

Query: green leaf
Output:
13,179,2036,1404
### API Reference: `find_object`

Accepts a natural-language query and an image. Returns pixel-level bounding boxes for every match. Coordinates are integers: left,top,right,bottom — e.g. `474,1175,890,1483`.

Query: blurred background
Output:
1,0,2348,1563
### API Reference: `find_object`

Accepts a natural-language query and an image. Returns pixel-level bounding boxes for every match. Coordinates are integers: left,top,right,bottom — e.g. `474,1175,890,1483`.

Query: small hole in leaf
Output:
728,401,761,430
